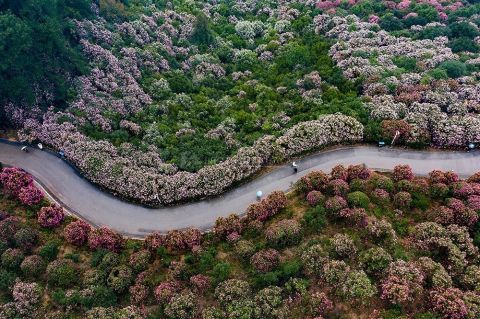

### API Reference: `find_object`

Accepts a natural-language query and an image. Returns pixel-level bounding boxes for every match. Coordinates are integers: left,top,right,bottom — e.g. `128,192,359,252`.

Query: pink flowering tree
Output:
0,167,33,197
381,261,424,306
64,220,92,246
37,205,65,228
393,165,414,182
88,226,123,252
154,281,180,304
430,288,468,319
250,248,280,273
17,185,44,206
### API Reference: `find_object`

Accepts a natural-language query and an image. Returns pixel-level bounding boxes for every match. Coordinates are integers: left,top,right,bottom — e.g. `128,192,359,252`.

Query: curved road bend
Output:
1,141,480,237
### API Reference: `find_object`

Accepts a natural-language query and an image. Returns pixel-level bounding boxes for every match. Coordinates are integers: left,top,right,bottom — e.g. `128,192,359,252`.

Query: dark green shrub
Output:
347,191,370,209
198,248,217,272
302,206,327,232
359,247,392,275
90,249,109,267
411,192,430,211
253,271,279,288
449,37,479,53
413,312,440,319
439,60,467,78
427,68,449,80
393,218,410,236
349,179,368,192
46,259,77,288
392,56,418,72
64,253,80,263
473,230,480,248
211,262,231,284
278,259,302,281
1,248,24,270
81,285,117,308
0,268,16,291
39,241,60,262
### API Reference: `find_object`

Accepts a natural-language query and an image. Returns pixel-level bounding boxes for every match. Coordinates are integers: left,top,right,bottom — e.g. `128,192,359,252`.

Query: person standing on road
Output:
292,161,298,173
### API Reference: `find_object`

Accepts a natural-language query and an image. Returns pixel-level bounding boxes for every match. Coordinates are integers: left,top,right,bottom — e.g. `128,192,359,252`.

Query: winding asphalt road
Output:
1,140,480,237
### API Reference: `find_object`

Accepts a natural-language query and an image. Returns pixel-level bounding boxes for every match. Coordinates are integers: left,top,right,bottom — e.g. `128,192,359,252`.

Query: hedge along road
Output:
1,140,480,237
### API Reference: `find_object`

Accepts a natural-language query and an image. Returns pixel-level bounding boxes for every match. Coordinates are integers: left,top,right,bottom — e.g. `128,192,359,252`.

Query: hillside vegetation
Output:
1,164,480,318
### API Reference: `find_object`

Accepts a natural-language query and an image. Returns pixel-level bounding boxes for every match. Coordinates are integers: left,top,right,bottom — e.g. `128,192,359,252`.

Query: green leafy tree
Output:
190,12,215,47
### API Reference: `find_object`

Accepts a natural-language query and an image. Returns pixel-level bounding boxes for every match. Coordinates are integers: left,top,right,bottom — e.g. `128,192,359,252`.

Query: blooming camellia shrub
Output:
88,226,123,252
265,219,302,247
37,205,64,228
246,191,288,222
17,185,44,206
393,191,413,209
23,111,362,206
381,260,425,306
331,233,357,259
64,220,92,246
155,281,180,304
0,168,43,205
429,288,468,319
0,168,33,197
393,165,415,182
250,249,280,273
306,190,324,206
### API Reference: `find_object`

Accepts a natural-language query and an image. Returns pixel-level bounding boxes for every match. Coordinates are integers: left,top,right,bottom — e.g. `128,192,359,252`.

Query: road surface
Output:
1,141,479,237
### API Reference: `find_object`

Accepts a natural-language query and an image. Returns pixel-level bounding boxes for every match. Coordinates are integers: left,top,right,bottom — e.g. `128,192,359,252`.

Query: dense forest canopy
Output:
0,0,92,125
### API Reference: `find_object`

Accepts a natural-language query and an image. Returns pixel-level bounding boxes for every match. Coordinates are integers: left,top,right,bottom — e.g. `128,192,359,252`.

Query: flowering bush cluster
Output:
88,226,124,252
22,110,363,206
13,0,373,207
64,220,92,246
381,260,425,305
250,248,280,273
37,205,64,228
265,219,302,247
3,163,480,317
144,227,201,252
317,13,480,148
0,168,43,205
246,191,288,222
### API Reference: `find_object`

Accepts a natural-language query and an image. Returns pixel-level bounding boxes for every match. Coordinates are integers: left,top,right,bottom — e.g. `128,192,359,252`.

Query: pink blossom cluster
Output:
37,205,65,228
392,165,415,182
430,288,468,319
64,220,93,246
0,167,44,205
380,260,425,305
306,190,325,206
144,227,201,252
0,281,42,318
189,274,211,293
412,222,478,273
154,281,180,304
250,248,280,273
246,191,288,222
87,226,124,252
